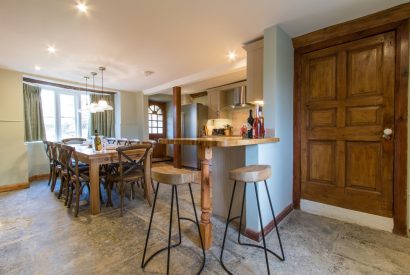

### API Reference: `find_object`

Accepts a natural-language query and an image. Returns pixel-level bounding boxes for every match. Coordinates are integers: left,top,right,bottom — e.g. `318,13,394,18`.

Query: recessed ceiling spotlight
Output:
34,66,41,71
227,51,237,61
76,2,88,13
47,45,56,54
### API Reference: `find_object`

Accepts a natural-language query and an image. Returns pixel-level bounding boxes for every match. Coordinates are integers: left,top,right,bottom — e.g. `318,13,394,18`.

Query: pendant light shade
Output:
89,72,103,113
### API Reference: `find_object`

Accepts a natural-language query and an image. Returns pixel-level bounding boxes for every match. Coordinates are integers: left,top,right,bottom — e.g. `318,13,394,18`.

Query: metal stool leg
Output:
237,183,247,244
166,185,175,275
220,180,238,275
141,182,160,268
264,180,285,261
254,182,270,275
188,183,206,274
175,186,182,244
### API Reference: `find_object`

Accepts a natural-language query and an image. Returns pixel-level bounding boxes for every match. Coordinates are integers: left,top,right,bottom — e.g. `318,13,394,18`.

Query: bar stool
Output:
220,165,285,275
141,166,206,274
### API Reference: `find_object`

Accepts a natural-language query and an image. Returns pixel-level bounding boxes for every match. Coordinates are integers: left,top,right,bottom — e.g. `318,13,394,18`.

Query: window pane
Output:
148,121,152,127
152,121,157,127
157,109,162,115
152,128,158,134
60,94,76,139
158,121,163,128
80,95,90,138
158,128,163,134
158,115,163,121
41,90,56,140
152,114,157,121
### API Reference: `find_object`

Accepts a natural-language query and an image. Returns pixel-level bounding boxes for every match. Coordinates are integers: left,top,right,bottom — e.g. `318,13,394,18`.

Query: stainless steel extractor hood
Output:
224,86,252,109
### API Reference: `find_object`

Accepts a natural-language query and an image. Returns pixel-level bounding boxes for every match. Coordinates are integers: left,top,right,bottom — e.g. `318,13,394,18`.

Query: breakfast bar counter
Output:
158,136,280,249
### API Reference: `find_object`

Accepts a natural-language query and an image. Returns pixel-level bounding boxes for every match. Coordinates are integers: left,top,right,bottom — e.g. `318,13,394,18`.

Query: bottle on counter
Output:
259,107,265,138
94,129,103,151
247,109,254,138
253,106,260,139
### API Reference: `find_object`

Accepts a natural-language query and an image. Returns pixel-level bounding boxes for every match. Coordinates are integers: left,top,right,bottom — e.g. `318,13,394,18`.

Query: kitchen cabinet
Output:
243,38,264,103
207,90,225,119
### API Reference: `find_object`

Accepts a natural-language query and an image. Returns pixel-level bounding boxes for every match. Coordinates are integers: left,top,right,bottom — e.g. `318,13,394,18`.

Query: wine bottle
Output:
259,109,265,138
247,109,254,138
94,129,102,151
253,107,260,139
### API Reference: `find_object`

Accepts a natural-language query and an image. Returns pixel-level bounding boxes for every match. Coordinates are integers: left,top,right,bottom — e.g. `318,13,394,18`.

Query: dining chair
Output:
106,143,152,216
128,139,140,145
106,138,117,144
42,140,54,186
116,138,129,146
62,137,86,144
61,145,91,217
51,143,70,201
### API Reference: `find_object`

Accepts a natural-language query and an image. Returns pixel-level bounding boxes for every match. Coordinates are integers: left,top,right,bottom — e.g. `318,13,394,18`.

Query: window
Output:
41,88,90,140
148,104,164,134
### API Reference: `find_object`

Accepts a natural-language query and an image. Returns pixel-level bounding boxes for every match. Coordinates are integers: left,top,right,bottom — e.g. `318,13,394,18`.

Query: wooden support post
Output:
173,86,182,168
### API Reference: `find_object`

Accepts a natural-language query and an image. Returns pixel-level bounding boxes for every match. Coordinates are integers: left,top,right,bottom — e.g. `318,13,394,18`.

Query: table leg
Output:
199,146,213,250
89,161,101,215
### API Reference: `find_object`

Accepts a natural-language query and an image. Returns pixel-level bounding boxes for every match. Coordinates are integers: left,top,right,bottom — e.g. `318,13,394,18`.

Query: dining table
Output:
71,144,154,214
158,136,280,250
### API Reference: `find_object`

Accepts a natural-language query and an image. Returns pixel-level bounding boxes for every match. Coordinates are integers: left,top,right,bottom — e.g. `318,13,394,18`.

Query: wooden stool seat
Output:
151,166,196,185
229,165,271,182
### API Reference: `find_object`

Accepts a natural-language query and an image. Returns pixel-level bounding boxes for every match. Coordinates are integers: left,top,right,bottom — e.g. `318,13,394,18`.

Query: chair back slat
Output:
106,138,116,144
116,138,129,146
116,144,152,178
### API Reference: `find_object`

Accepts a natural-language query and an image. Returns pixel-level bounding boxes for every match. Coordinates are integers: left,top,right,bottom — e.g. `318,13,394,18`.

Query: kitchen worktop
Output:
158,136,280,147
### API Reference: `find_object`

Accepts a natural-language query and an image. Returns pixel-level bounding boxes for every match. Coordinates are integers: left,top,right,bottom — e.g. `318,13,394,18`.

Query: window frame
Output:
41,87,89,140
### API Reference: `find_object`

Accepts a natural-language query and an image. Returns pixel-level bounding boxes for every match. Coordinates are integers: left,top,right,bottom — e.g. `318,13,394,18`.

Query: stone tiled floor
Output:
1,178,410,275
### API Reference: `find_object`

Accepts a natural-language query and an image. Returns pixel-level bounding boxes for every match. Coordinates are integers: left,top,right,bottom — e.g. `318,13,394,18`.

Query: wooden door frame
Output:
292,4,409,235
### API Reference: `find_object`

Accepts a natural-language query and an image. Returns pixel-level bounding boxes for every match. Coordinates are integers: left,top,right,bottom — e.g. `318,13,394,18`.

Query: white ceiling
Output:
0,0,407,94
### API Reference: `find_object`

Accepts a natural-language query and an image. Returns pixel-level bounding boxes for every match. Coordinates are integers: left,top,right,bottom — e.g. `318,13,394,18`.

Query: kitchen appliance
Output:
223,85,252,109
181,103,208,168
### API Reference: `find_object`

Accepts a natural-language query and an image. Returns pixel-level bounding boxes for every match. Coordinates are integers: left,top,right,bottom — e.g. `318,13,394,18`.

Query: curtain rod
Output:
23,77,116,95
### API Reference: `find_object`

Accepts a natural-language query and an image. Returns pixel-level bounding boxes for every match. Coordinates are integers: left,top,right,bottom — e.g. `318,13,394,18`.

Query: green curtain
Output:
23,83,46,142
89,94,115,137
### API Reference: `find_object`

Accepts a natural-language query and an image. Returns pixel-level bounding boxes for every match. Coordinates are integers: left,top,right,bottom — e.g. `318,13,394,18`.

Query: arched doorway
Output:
148,101,167,158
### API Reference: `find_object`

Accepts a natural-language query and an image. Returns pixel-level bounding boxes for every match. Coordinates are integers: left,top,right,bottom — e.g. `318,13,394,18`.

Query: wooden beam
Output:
190,91,207,99
173,86,182,168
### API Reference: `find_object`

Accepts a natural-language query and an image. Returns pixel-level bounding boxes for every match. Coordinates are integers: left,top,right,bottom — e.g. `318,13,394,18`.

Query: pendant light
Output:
96,66,113,111
78,76,90,113
89,71,102,113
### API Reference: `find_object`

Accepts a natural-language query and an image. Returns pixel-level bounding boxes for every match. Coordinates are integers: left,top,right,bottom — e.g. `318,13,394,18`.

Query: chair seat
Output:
112,170,144,182
151,166,196,185
229,165,271,182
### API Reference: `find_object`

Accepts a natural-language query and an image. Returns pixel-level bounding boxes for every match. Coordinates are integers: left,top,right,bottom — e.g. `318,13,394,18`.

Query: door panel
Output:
301,31,395,217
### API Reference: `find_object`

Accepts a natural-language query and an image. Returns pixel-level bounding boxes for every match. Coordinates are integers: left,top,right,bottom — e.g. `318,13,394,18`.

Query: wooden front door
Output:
300,32,395,217
148,101,167,159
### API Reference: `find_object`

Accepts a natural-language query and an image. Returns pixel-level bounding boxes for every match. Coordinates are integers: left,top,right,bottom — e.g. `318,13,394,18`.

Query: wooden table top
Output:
158,136,280,147
72,144,145,161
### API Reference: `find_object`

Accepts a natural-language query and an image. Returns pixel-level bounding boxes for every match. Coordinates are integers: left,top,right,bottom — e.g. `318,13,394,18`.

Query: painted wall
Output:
117,91,148,140
0,69,28,186
245,25,294,231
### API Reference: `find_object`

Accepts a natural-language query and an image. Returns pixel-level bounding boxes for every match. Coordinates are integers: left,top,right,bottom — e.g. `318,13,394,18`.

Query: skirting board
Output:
301,199,393,232
0,182,30,193
244,204,293,242
29,173,50,182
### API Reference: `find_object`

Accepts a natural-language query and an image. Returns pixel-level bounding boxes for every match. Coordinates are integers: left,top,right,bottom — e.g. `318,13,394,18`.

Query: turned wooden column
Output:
199,145,213,249
173,86,182,168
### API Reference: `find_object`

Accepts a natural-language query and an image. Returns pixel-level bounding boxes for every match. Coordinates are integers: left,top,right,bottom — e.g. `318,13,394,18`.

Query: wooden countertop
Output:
158,137,280,147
